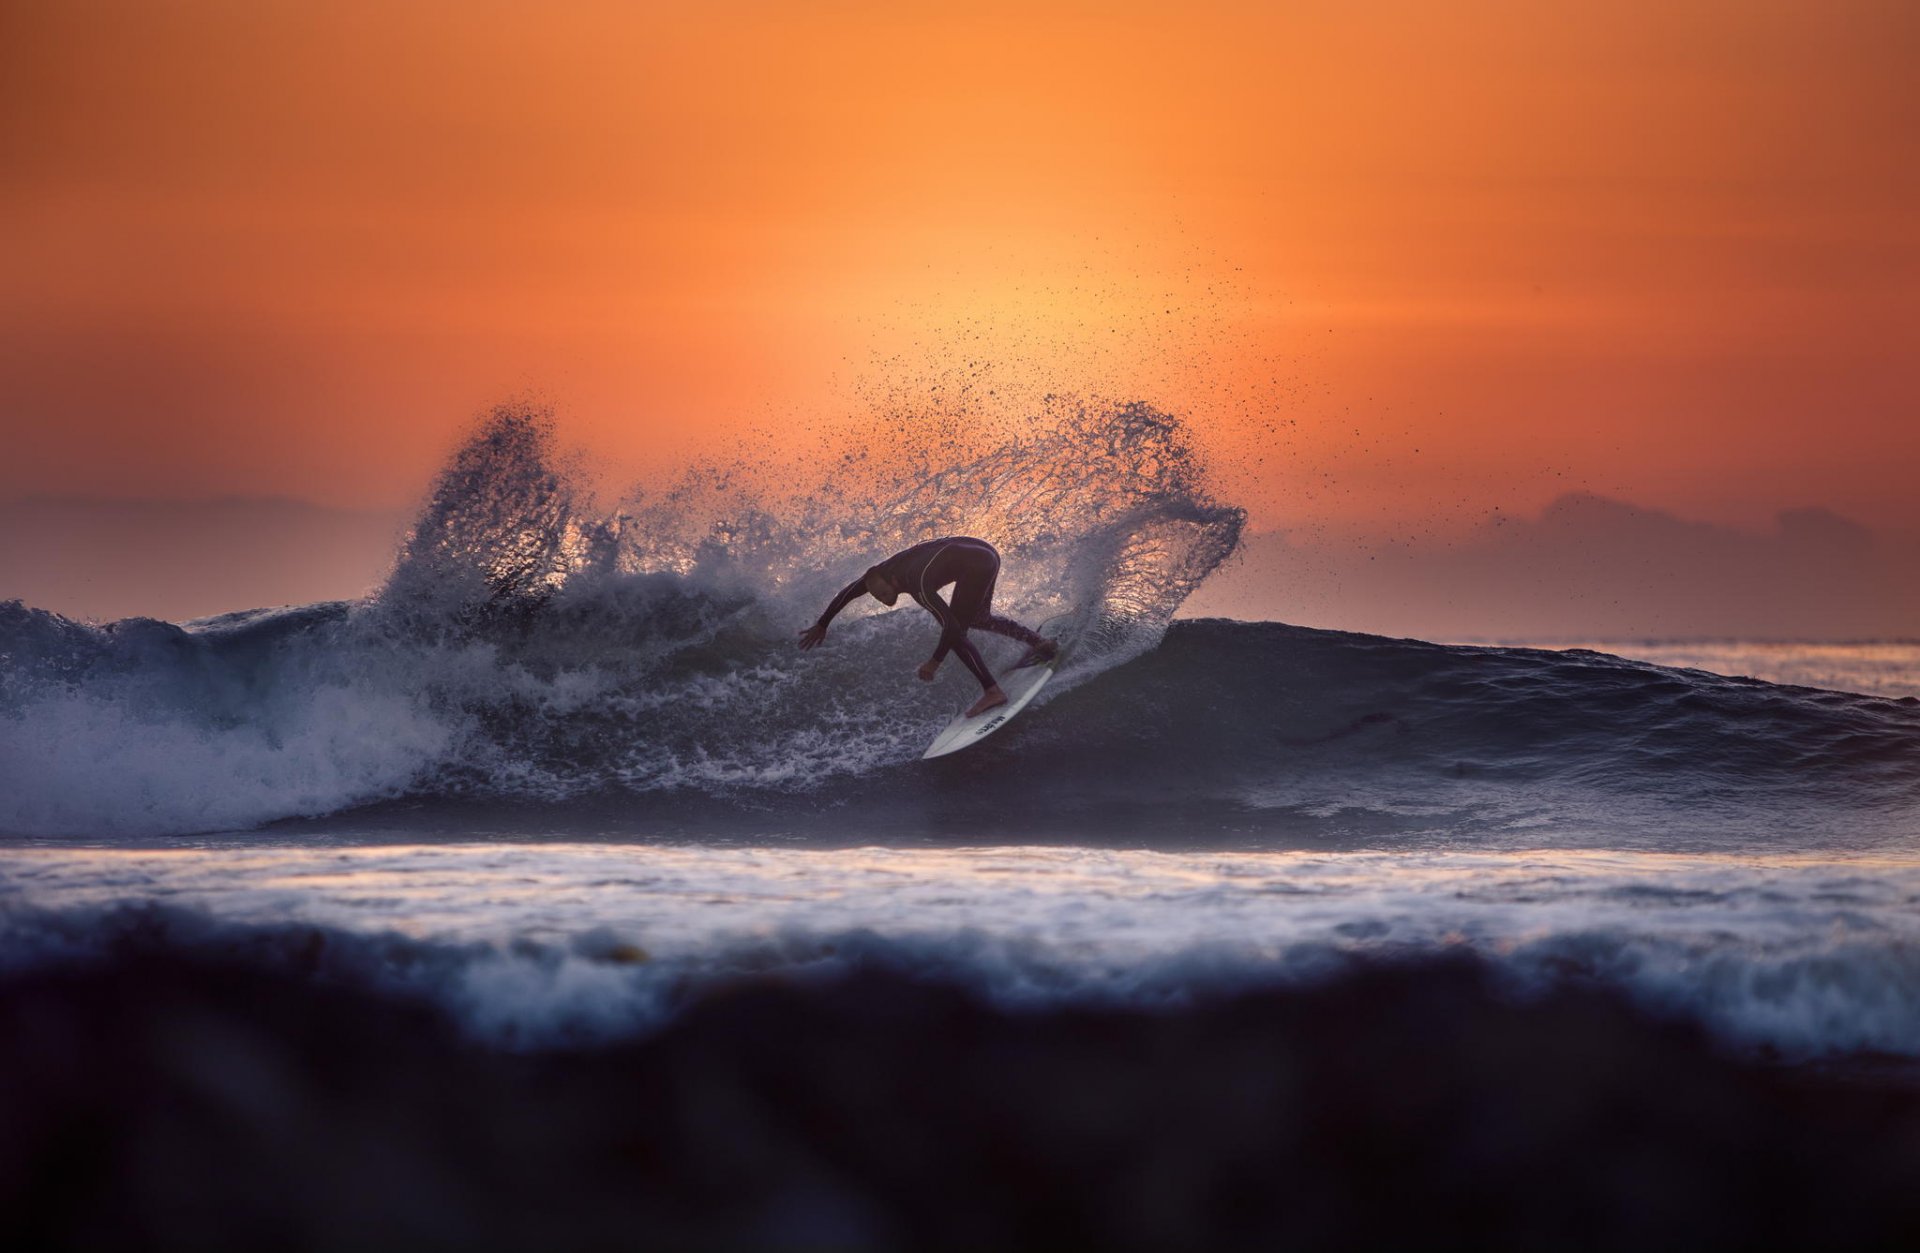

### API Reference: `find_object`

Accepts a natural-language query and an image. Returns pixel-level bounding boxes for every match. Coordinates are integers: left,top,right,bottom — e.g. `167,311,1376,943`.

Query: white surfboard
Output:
922,649,1062,760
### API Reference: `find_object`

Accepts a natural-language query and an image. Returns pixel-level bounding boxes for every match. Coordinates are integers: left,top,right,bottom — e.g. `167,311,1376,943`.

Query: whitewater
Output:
4,401,1920,1064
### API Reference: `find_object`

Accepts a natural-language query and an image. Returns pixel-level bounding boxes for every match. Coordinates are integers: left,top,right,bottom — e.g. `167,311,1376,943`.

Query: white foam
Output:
7,844,1920,1057
0,676,456,837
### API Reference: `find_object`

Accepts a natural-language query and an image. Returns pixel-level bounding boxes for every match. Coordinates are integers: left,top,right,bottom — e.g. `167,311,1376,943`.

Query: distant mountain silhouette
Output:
1186,493,1917,640
6,492,1912,638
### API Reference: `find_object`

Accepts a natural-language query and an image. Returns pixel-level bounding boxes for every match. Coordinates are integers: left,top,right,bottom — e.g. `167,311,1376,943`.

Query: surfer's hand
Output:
798,624,827,651
917,660,939,682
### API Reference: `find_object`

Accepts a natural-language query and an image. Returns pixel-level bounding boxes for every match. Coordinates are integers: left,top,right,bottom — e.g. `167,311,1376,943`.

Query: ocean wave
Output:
3,403,1917,842
4,605,1915,842
0,401,1241,836
14,928,1920,1249
5,885,1920,1059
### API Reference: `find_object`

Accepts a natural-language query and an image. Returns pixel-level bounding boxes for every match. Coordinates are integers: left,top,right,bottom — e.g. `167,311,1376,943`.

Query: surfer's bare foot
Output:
966,686,1008,718
1013,639,1058,670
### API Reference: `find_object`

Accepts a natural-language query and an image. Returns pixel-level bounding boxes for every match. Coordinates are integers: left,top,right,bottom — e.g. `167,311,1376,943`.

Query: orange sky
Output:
2,0,1915,538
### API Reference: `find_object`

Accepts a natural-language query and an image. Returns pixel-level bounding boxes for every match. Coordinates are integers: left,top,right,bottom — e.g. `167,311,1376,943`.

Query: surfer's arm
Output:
798,578,869,649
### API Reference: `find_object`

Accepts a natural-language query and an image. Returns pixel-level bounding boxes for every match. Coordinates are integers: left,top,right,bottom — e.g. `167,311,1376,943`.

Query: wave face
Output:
3,401,1917,843
0,402,1243,838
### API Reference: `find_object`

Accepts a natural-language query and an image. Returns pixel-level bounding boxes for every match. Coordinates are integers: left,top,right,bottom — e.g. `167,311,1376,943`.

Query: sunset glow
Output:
10,12,1920,1237
4,0,1912,543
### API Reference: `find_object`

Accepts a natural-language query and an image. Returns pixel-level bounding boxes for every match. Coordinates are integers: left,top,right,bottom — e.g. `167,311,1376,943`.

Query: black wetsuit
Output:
812,536,1046,692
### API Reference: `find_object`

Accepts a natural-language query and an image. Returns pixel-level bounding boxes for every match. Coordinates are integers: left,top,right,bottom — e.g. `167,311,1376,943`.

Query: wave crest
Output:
0,398,1244,836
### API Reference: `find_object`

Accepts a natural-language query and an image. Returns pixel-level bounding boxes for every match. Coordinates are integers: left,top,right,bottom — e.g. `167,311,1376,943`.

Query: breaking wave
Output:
3,400,1916,842
5,883,1920,1061
1,401,1245,836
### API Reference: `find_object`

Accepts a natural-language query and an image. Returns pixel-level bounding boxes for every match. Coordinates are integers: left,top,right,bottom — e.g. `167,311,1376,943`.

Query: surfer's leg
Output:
951,626,1007,717
949,546,1030,642
960,553,1052,663
943,592,999,692
975,608,1054,669
944,542,1043,648
945,547,1050,670
972,588,1043,647
974,613,1045,647
950,635,999,693
927,585,999,694
944,555,995,642
993,622,1057,670
942,561,1007,701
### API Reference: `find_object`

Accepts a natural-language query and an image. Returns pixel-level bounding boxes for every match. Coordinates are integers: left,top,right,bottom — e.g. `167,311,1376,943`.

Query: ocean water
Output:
7,844,1920,1064
1487,639,1920,703
4,401,1919,1069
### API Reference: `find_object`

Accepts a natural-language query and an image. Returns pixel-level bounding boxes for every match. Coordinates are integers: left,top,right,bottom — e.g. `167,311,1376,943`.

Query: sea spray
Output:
6,399,1915,842
0,398,1245,836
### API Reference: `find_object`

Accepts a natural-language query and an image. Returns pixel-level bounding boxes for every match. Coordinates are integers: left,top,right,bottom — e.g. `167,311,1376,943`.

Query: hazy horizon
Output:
9,488,1916,642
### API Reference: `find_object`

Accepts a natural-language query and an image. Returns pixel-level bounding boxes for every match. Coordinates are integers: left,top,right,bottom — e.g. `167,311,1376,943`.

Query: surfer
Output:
798,536,1057,718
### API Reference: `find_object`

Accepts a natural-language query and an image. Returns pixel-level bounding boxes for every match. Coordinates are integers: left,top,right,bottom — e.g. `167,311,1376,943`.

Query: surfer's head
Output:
864,567,900,606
